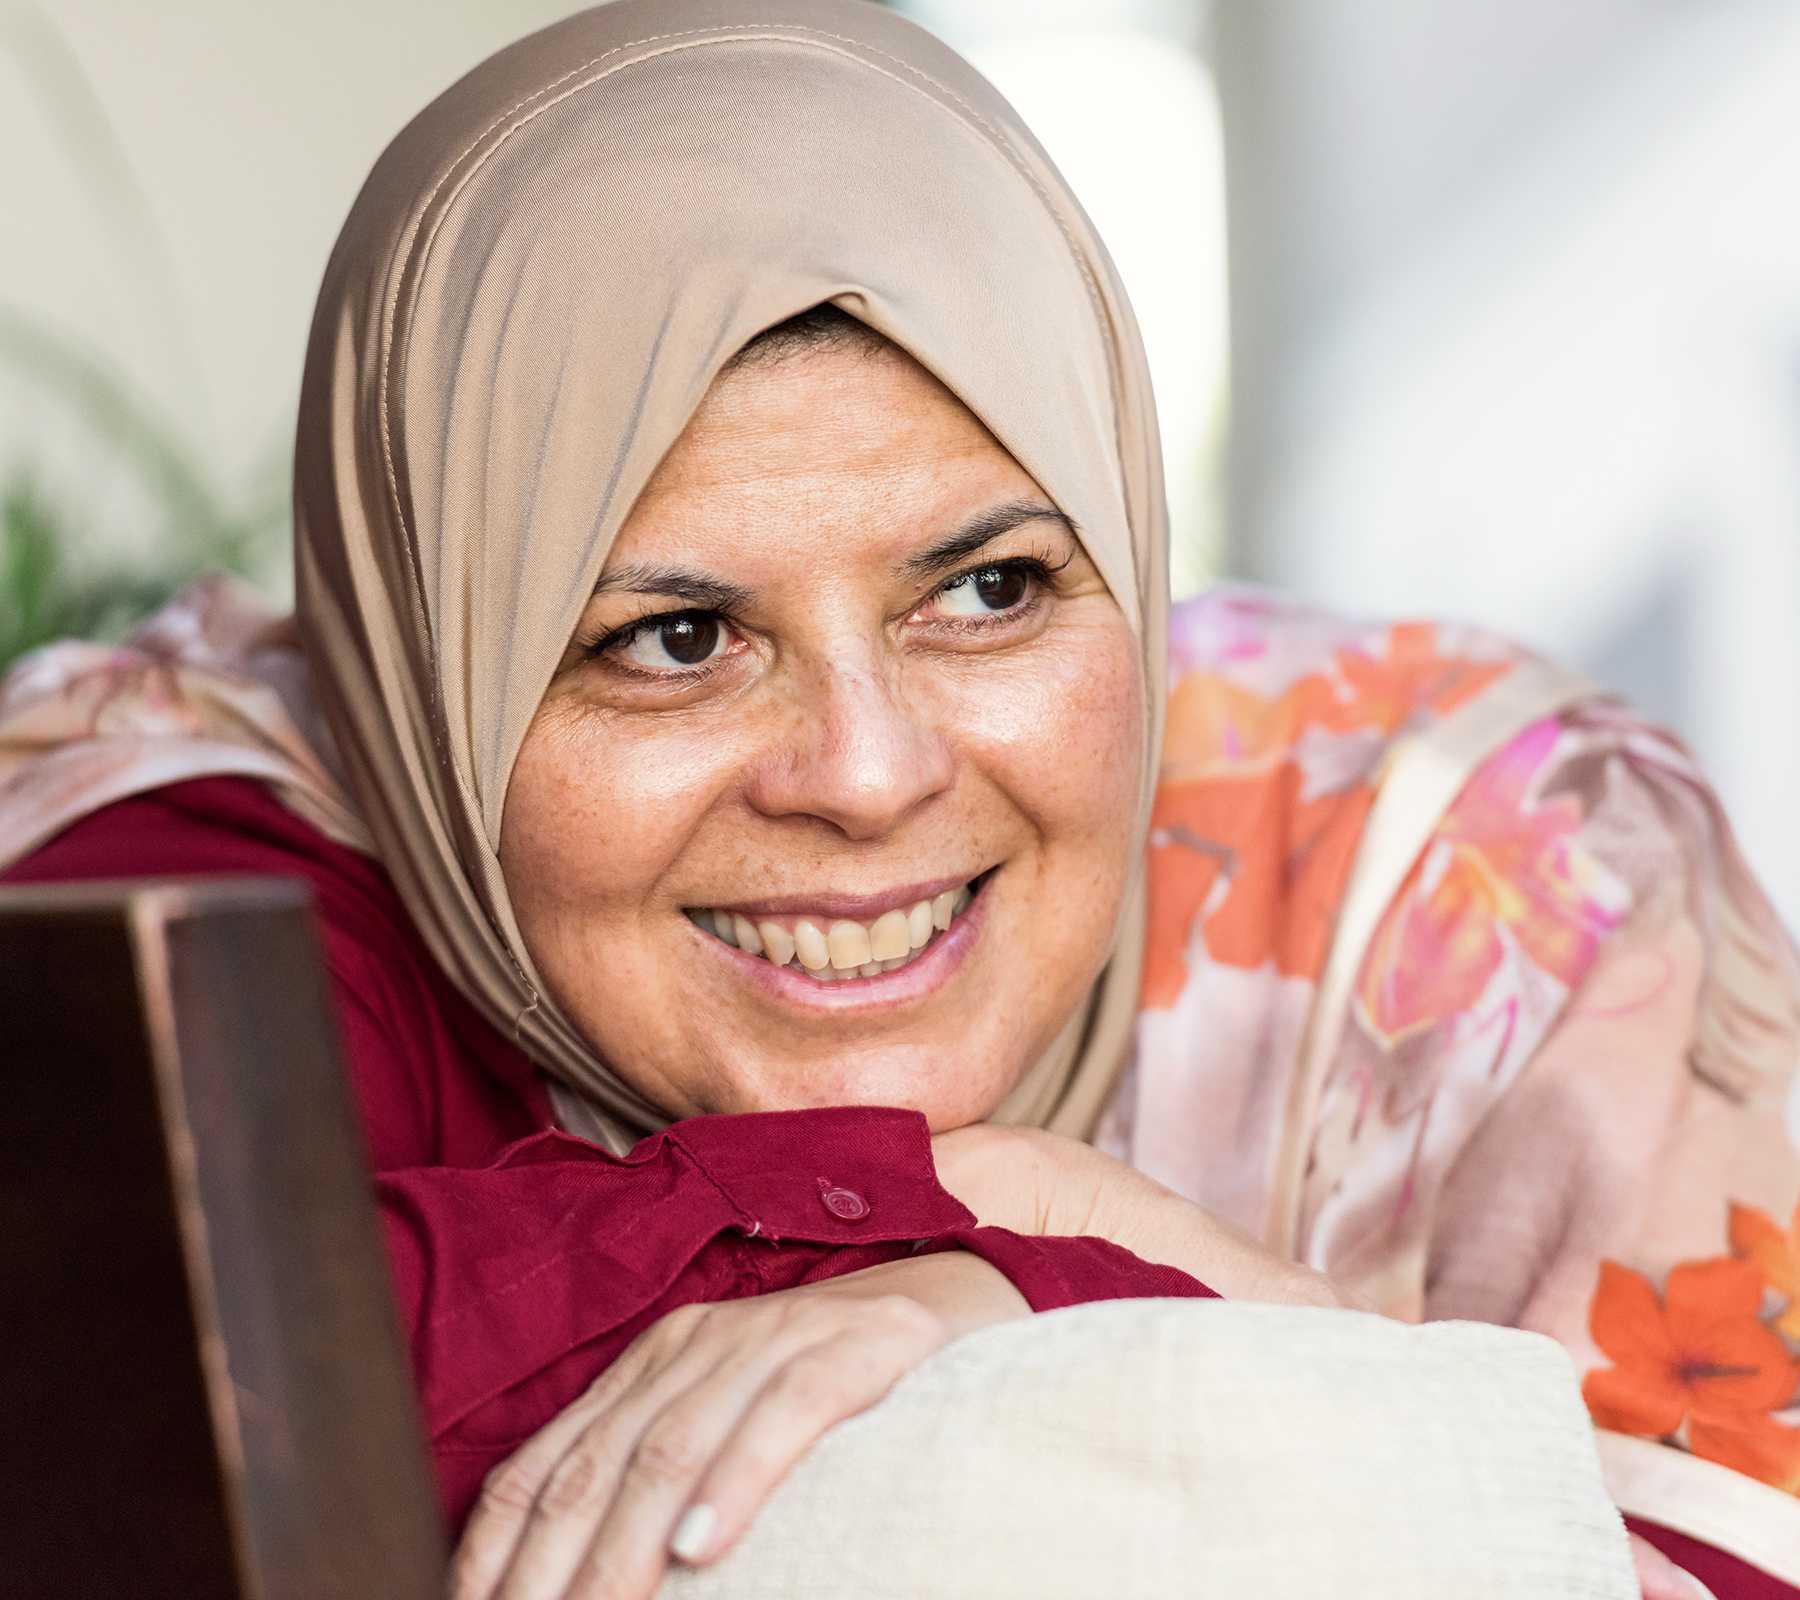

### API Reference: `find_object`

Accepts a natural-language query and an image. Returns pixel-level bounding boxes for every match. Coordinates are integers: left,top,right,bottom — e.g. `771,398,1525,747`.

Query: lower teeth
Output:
815,944,928,982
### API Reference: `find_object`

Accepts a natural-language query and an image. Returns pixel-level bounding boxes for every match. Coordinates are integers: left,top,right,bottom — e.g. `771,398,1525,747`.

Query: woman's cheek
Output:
1050,623,1146,951
501,694,730,921
959,610,1144,841
1066,619,1146,816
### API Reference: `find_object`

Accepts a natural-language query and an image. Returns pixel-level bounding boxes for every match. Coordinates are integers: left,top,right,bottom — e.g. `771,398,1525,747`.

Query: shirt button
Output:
817,1177,870,1222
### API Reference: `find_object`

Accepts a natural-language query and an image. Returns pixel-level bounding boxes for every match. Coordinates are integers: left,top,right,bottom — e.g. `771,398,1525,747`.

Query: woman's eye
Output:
933,564,1033,618
612,612,731,671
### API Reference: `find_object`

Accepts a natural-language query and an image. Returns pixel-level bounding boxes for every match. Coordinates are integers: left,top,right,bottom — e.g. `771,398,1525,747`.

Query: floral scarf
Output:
1097,584,1800,1579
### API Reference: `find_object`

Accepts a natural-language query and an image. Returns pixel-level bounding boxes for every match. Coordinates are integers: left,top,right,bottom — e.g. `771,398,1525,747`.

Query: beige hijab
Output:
293,0,1169,1151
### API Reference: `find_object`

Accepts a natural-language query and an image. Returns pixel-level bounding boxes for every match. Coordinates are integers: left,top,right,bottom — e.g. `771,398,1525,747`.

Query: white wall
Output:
1,0,575,592
1217,0,1800,929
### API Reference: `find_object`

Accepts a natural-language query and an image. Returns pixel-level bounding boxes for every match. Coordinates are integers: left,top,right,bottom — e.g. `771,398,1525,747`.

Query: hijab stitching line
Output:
369,34,739,874
787,28,1119,397
375,25,785,562
369,31,845,851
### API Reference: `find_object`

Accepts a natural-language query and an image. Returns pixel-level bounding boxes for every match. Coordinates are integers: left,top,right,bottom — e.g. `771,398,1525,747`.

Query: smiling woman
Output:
2,0,1799,1597
504,316,1142,1128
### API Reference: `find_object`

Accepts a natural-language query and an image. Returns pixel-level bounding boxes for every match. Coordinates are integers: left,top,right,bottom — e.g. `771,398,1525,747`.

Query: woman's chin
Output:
698,1047,1020,1130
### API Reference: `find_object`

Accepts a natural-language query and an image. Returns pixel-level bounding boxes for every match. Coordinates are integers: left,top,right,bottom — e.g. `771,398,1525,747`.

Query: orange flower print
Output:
1730,1200,1800,1339
1158,623,1513,784
1140,768,1373,1007
1141,621,1518,1010
1317,622,1511,737
1688,1414,1800,1495
1582,1258,1800,1489
1159,670,1327,783
1356,717,1621,1047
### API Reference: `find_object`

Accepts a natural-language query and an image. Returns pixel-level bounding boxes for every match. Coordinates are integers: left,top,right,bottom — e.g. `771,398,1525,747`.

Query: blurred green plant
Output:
1,3,284,668
1,477,170,659
0,310,288,666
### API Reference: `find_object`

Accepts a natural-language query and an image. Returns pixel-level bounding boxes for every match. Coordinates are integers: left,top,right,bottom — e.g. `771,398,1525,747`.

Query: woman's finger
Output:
531,1305,870,1598
546,1359,791,1599
450,1307,697,1600
451,1382,625,1599
492,1305,811,1600
667,1294,947,1569
488,1351,727,1598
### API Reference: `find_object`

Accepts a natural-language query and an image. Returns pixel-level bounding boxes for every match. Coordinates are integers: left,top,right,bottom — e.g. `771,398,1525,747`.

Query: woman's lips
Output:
688,873,991,1010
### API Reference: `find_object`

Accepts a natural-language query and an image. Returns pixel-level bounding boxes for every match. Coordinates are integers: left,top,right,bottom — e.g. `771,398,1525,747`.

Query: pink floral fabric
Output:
0,575,364,861
1100,585,1800,1565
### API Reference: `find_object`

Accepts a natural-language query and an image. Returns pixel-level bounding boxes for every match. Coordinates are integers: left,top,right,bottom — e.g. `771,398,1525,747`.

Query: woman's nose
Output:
743,660,954,840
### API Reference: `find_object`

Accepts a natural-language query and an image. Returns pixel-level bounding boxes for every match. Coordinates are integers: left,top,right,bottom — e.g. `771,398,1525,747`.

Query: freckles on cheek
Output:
1072,645,1144,781
506,707,746,911
964,624,1144,826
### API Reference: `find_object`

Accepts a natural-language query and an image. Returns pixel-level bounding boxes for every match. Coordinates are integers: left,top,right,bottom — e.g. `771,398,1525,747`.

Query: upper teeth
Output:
691,884,975,981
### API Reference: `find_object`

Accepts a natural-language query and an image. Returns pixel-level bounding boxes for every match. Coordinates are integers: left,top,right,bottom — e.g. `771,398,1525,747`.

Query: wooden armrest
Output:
0,878,446,1599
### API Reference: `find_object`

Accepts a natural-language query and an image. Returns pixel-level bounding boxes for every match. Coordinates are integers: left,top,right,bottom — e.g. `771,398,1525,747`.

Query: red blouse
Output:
1,776,1212,1531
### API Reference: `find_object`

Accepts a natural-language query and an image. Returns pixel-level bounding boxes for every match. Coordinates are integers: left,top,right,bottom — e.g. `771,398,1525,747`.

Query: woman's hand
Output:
932,1123,1370,1312
448,1250,1027,1600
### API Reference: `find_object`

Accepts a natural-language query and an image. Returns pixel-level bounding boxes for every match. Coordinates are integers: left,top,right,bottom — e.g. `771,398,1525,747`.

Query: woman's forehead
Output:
667,340,999,466
611,344,1046,551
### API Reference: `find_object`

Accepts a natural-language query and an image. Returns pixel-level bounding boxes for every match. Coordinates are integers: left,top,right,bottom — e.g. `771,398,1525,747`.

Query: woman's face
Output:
499,339,1144,1129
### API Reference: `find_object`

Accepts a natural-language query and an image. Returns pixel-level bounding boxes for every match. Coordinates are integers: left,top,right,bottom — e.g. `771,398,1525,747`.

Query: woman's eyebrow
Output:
590,500,1075,605
901,499,1078,581
590,563,754,611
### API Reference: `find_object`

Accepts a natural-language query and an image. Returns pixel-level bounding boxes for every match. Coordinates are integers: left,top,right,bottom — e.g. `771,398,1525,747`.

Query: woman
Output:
2,1,1796,1595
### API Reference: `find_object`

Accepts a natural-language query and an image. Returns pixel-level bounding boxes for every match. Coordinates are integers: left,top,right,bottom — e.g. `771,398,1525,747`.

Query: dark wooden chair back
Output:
0,877,446,1599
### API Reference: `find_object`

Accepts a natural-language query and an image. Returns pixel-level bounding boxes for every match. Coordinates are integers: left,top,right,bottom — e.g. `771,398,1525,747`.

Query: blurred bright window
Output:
900,0,1229,598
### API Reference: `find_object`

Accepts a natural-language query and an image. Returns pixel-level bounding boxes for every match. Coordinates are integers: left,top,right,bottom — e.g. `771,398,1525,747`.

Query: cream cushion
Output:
660,1298,1638,1598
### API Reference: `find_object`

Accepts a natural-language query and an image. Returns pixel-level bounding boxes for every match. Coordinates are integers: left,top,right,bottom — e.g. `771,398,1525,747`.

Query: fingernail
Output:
670,1503,716,1564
